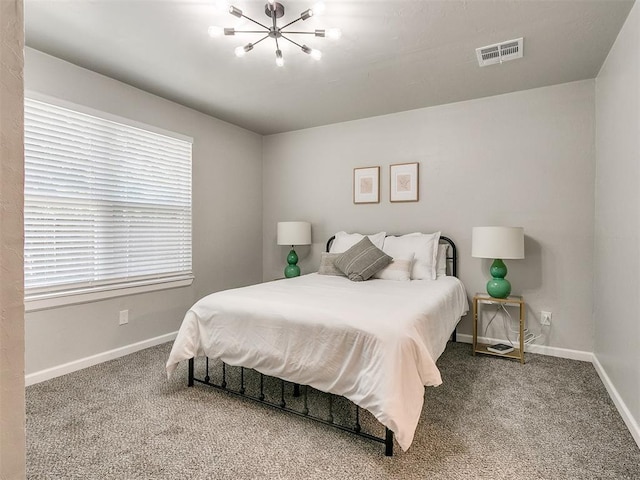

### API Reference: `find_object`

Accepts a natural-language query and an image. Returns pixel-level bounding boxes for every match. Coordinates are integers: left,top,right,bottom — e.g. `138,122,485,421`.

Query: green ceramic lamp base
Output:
486,258,511,298
284,248,300,278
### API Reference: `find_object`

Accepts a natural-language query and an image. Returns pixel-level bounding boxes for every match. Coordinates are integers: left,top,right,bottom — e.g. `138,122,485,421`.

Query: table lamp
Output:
472,226,525,299
277,221,312,278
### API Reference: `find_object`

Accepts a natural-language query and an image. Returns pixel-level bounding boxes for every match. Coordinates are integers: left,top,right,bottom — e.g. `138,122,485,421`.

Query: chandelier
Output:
208,0,341,66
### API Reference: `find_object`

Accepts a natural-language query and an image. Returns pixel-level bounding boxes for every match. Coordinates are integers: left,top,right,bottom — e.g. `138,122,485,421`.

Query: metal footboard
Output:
188,357,394,456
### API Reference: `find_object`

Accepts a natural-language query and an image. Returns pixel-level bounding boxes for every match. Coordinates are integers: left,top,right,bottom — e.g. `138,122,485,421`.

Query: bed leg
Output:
280,380,286,408
328,395,334,423
384,428,394,456
302,385,308,415
221,363,227,389
452,327,457,343
293,383,301,397
188,358,194,387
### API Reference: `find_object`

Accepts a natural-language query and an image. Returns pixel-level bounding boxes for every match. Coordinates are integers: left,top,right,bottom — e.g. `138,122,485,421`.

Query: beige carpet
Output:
26,342,640,479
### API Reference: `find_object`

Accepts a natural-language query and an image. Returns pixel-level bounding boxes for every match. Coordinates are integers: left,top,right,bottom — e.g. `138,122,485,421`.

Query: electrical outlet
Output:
119,309,129,325
541,311,552,326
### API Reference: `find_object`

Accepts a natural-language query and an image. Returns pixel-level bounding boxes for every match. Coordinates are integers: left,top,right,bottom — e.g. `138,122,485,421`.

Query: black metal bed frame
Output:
187,235,458,456
188,358,395,454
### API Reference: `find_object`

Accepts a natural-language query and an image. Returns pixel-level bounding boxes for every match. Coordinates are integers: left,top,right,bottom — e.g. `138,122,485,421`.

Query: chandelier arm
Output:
279,16,304,30
280,35,304,49
231,30,270,34
240,14,270,31
252,35,270,46
279,31,316,35
268,6,281,51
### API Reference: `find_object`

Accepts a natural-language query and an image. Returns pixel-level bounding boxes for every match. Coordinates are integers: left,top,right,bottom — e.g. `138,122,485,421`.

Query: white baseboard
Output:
457,333,640,449
25,331,178,386
592,355,640,449
456,333,593,362
25,330,639,451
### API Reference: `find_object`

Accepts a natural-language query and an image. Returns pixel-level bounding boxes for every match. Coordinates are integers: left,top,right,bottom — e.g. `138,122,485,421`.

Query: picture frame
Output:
390,162,419,202
353,166,380,204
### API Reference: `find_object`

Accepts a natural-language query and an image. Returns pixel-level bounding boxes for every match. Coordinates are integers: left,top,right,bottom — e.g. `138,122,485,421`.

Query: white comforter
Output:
166,273,468,451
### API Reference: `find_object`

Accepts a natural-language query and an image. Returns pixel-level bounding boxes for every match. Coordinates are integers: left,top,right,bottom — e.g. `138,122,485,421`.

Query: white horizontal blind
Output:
24,97,192,297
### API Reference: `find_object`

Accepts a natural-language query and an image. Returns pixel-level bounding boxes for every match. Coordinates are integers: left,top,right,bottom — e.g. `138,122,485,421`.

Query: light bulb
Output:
215,0,229,12
326,28,342,39
208,26,223,37
301,44,321,59
312,1,325,15
235,43,253,57
275,50,284,67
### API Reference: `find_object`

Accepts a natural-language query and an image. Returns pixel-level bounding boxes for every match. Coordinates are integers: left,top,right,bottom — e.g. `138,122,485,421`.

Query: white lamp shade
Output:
472,226,525,259
277,221,312,246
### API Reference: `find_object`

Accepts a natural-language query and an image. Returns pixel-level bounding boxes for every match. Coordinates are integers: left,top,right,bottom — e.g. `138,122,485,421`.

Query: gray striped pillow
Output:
334,236,392,282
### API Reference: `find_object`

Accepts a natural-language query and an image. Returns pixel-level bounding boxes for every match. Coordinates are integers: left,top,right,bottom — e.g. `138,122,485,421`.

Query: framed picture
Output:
353,166,380,204
390,162,419,202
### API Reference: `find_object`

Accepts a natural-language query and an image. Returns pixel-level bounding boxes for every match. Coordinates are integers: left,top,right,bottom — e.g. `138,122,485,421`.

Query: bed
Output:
166,235,468,455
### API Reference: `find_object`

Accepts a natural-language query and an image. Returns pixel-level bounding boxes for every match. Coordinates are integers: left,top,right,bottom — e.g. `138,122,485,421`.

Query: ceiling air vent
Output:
476,37,523,67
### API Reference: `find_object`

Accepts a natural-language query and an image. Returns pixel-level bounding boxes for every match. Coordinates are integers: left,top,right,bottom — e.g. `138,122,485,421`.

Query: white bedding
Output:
166,273,468,451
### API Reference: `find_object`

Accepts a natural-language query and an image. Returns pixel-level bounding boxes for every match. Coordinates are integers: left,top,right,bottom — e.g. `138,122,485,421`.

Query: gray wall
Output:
594,1,640,440
25,48,263,375
263,80,596,352
0,1,26,477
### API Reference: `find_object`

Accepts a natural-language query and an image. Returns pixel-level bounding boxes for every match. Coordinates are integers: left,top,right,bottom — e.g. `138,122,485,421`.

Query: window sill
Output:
25,276,194,313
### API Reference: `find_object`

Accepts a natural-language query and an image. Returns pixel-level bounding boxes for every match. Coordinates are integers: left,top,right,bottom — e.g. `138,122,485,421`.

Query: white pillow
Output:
373,253,414,281
382,232,441,280
329,231,386,254
436,244,448,278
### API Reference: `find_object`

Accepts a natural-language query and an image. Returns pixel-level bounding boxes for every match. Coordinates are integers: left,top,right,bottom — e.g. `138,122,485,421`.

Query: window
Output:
24,96,193,308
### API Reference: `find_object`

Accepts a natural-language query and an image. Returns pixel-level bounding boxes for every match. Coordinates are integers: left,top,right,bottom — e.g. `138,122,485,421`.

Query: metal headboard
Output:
325,234,458,278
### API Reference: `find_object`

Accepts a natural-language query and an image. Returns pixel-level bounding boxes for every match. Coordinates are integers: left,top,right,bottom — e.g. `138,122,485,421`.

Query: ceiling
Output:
25,0,635,135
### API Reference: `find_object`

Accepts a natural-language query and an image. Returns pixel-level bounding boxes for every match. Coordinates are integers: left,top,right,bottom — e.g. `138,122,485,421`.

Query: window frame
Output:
24,91,194,312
